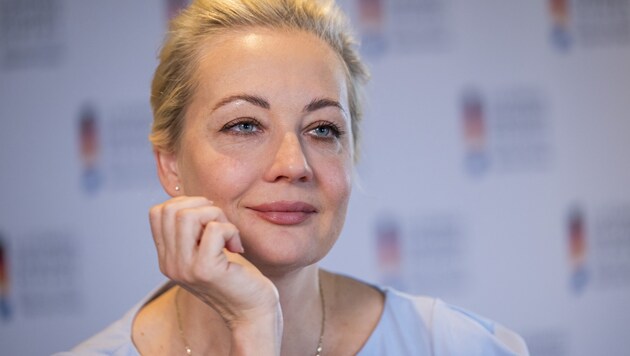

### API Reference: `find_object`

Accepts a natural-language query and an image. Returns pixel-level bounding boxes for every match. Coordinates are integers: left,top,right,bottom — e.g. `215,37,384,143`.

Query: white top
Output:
55,283,529,356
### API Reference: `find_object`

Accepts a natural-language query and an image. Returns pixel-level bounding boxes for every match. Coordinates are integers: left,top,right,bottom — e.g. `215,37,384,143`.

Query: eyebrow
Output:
303,97,345,115
211,94,345,115
212,94,270,112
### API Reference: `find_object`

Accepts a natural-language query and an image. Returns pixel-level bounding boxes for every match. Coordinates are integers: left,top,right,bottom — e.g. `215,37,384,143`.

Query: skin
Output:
133,28,384,355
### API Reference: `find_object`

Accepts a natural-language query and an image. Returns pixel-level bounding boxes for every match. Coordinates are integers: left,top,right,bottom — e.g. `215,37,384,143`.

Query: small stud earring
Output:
175,185,180,191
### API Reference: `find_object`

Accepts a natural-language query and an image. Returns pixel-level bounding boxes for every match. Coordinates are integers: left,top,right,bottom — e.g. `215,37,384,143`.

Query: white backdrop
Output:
1,1,629,355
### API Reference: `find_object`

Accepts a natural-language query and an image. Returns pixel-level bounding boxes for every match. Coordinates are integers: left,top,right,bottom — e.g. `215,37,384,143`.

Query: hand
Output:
149,196,282,355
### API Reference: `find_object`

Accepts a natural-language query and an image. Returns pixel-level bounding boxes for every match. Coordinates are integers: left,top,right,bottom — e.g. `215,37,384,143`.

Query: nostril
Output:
265,134,314,183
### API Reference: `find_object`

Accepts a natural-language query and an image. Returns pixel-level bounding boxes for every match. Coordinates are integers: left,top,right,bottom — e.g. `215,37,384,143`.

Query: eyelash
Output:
308,121,345,139
220,118,263,135
219,118,345,140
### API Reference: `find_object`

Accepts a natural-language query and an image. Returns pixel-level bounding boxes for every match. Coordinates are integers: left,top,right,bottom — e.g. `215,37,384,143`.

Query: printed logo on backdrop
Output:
549,0,573,51
548,0,630,51
460,86,552,175
461,88,489,176
78,104,103,195
356,0,451,57
564,203,630,294
14,230,82,317
567,206,589,294
375,215,404,290
103,102,159,190
0,0,65,69
357,0,387,55
405,214,469,297
374,213,469,297
0,234,11,321
589,203,630,290
76,101,160,194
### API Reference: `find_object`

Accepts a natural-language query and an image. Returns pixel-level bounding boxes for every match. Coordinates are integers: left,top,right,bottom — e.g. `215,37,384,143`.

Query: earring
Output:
175,185,180,191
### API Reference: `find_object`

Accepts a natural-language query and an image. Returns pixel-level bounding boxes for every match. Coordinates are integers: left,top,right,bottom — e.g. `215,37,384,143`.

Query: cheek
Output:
318,159,353,206
184,149,258,203
323,167,352,246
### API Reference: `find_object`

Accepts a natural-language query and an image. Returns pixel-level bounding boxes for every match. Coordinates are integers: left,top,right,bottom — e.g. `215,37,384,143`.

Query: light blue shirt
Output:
55,285,528,355
358,288,528,355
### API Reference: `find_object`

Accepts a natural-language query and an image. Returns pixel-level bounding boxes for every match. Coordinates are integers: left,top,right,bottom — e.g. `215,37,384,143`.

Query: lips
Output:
248,201,317,225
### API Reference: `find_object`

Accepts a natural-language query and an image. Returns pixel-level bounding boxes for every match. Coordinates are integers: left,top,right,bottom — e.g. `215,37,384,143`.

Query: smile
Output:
248,201,317,225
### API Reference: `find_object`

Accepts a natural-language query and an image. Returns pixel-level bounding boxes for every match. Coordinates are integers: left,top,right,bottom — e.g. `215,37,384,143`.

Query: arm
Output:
149,196,283,355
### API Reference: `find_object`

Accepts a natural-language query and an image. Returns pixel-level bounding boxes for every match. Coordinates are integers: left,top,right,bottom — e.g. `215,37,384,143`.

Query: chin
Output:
241,232,333,276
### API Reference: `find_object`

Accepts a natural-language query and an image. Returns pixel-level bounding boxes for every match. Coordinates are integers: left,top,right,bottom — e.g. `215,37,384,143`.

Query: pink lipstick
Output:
248,201,317,225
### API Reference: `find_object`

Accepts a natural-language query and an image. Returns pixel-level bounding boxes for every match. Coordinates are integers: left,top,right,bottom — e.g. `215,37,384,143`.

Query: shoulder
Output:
372,288,529,356
53,282,173,356
52,308,139,356
431,299,528,355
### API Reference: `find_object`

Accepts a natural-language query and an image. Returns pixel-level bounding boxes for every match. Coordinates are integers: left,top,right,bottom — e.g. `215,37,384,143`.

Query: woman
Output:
59,0,528,355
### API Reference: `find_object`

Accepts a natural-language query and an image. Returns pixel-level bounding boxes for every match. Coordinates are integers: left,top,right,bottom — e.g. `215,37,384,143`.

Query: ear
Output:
155,149,181,197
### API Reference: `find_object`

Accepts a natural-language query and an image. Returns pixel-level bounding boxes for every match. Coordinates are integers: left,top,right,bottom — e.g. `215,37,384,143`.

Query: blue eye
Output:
235,122,256,132
220,118,262,135
309,122,343,139
314,126,332,136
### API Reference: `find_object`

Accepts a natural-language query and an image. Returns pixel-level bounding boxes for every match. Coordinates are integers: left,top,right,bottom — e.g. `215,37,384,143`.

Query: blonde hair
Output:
149,0,369,158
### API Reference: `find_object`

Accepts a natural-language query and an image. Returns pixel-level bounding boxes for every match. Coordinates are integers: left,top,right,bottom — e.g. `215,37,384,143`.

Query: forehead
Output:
190,27,349,107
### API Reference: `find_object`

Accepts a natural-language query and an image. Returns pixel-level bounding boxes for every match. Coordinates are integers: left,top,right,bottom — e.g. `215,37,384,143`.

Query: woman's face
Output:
159,28,353,272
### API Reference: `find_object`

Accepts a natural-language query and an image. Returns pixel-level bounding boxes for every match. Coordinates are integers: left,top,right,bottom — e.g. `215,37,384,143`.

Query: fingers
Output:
194,222,242,276
149,196,242,283
174,205,229,262
161,197,214,262
148,196,281,333
149,196,210,272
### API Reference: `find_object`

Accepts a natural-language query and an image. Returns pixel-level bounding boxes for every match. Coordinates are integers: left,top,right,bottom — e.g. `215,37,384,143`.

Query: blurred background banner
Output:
1,1,629,355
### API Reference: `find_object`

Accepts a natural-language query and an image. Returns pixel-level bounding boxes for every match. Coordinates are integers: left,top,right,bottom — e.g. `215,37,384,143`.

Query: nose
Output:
264,132,313,183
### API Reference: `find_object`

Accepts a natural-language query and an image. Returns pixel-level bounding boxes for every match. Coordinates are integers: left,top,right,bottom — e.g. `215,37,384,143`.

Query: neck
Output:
178,264,326,355
270,264,326,356
268,264,321,311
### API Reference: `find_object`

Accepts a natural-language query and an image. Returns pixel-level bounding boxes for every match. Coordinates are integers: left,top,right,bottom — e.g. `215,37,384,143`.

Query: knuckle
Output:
207,220,219,228
200,206,220,220
163,202,179,218
220,222,238,235
228,223,239,234
148,205,161,222
174,209,190,222
203,221,218,234
203,203,221,213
